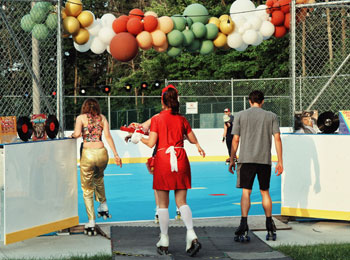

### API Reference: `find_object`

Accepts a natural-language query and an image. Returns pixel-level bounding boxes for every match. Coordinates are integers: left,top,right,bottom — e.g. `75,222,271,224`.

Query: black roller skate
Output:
234,218,250,242
84,221,97,236
156,233,169,255
97,202,112,220
175,208,181,220
266,217,277,241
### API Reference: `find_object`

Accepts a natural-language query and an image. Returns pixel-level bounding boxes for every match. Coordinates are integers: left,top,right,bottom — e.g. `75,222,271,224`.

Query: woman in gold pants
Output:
71,98,122,235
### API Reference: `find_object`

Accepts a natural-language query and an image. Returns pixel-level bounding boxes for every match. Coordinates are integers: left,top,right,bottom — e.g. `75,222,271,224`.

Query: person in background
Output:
71,98,122,236
222,108,234,163
132,85,205,256
228,90,283,242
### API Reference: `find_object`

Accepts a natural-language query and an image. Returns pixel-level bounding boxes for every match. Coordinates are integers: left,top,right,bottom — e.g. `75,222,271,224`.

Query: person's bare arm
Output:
222,124,227,142
274,132,283,176
186,131,205,157
103,115,122,167
141,131,158,148
71,115,83,138
229,135,240,174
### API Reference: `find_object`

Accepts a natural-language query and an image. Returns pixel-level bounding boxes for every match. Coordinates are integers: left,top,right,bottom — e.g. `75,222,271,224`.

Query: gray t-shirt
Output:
232,107,280,165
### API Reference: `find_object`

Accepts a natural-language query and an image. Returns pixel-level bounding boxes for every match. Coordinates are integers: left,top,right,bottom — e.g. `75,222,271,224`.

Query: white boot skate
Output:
154,207,159,224
186,229,201,256
97,202,112,220
156,233,169,255
84,220,97,236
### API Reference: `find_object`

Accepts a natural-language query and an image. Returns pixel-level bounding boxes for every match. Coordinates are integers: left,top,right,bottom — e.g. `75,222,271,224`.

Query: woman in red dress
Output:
138,85,205,256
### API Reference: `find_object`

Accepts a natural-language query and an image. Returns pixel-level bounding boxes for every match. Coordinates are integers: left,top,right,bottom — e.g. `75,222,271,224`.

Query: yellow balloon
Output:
61,8,68,20
219,14,232,22
77,11,94,28
63,16,80,35
208,17,220,28
213,32,227,48
73,28,90,45
65,0,83,17
219,19,235,35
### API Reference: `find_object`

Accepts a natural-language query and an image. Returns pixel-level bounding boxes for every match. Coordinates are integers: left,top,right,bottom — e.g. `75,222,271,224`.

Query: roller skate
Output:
186,229,201,257
234,218,250,242
154,207,159,224
97,202,112,220
225,158,230,165
84,220,97,236
266,217,277,241
156,233,169,255
175,208,181,220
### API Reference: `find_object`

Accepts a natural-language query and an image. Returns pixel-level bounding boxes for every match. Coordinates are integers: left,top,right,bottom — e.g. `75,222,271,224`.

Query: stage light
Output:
79,88,86,95
101,85,111,94
141,82,148,90
125,83,132,91
153,80,161,88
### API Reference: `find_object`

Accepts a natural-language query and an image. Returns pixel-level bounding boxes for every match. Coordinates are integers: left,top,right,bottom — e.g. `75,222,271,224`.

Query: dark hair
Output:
162,87,179,115
81,98,101,116
249,90,264,104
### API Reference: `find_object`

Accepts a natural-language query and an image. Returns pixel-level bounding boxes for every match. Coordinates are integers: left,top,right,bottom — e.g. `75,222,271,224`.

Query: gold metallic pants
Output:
80,147,109,220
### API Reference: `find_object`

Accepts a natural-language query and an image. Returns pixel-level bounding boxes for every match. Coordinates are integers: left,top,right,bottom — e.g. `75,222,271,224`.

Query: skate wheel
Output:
103,215,107,220
108,214,112,218
93,230,97,236
246,236,251,242
84,230,87,235
273,234,277,241
234,236,239,242
88,231,92,236
97,213,101,218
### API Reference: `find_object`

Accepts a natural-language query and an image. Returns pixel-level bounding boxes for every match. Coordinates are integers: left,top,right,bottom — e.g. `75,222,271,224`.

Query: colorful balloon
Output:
213,32,227,48
21,14,35,32
205,23,219,40
167,30,184,47
183,3,209,24
208,17,220,28
157,16,174,34
199,40,214,55
127,17,144,36
65,0,82,17
73,28,90,45
112,15,129,34
143,15,158,32
191,22,206,39
129,8,144,20
171,15,186,31
77,11,94,28
167,46,182,57
136,31,153,50
63,16,80,35
110,32,139,62
45,13,58,30
32,24,49,41
182,30,195,46
151,30,167,47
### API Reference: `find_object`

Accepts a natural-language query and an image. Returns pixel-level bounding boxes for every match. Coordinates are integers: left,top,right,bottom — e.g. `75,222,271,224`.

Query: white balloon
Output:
242,29,258,45
235,42,248,51
230,0,256,20
101,13,116,28
260,20,275,38
247,16,262,31
90,37,106,54
98,27,116,45
243,21,252,31
106,45,111,54
255,5,269,21
73,36,93,52
232,15,246,33
239,27,246,35
87,18,102,37
252,31,263,46
227,32,243,49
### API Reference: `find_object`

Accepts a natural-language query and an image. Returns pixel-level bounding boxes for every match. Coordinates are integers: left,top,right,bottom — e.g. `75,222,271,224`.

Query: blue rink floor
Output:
77,162,281,223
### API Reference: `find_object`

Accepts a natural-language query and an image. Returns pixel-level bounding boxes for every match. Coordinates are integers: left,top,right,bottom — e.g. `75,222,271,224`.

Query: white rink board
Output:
3,139,78,243
281,134,350,220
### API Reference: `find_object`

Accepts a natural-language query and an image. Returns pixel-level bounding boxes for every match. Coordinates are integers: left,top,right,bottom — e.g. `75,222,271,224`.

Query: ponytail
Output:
162,87,179,115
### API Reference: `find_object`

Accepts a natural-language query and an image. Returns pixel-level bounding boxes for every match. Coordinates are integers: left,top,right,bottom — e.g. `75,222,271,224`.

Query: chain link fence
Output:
0,0,63,128
292,0,350,114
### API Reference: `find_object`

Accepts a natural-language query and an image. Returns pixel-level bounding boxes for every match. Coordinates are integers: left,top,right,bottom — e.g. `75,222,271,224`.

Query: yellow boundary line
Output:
281,207,350,221
5,216,79,245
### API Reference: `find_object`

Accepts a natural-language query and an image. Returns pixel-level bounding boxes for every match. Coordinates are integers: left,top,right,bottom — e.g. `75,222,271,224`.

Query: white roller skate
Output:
175,207,181,220
84,220,97,236
154,207,159,224
97,202,112,220
156,233,169,255
186,229,201,257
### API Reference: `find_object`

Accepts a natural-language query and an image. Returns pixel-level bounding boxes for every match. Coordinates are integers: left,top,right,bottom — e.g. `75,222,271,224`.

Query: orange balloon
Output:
61,8,68,19
284,12,290,30
151,29,167,47
136,31,152,50
213,32,227,48
129,8,144,20
112,15,129,34
127,17,144,36
208,17,220,28
271,10,285,26
274,25,287,38
110,32,139,62
157,16,174,34
153,40,168,53
143,15,158,32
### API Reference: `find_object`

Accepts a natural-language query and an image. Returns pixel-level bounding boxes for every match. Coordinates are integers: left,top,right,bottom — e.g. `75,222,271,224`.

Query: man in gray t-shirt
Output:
228,90,283,242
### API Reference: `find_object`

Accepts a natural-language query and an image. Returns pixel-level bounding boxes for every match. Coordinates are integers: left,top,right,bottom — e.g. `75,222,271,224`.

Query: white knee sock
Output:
179,205,193,230
158,208,169,235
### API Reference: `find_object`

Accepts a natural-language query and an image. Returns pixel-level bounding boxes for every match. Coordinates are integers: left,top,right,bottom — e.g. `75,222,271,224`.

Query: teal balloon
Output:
171,15,186,31
167,30,184,47
186,39,200,53
183,3,209,24
30,5,48,23
191,22,206,39
205,23,219,40
199,40,214,55
32,24,49,41
182,30,195,47
20,14,35,32
35,2,52,12
45,13,57,30
186,17,193,28
167,46,182,57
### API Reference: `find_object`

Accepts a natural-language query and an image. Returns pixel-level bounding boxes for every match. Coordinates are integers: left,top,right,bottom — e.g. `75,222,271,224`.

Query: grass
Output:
276,243,350,260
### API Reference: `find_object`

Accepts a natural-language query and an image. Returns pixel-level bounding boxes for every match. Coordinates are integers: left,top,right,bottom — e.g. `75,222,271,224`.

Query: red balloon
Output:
110,32,139,62
271,10,285,26
129,8,144,20
112,15,129,34
280,0,291,13
266,0,274,7
143,15,158,32
127,17,144,36
274,25,287,38
284,12,290,30
272,2,281,11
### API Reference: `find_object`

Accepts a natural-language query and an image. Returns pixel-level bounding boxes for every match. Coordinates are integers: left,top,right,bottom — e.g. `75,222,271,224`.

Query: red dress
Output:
150,110,192,190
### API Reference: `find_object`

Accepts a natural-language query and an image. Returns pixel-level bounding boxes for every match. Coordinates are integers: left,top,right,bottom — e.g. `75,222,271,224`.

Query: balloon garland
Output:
20,0,314,61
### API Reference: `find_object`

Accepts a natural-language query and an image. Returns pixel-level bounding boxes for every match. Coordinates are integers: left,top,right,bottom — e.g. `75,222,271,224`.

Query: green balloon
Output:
32,24,49,41
186,39,200,53
30,5,48,23
167,46,182,57
171,15,186,31
191,22,206,39
183,3,209,24
46,13,57,30
167,30,184,47
21,14,35,32
205,23,219,40
186,17,193,28
182,30,195,47
199,40,214,55
35,2,52,12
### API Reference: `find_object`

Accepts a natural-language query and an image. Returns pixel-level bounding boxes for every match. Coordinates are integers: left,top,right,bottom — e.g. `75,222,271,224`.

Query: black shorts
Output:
236,163,271,190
